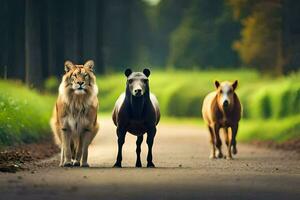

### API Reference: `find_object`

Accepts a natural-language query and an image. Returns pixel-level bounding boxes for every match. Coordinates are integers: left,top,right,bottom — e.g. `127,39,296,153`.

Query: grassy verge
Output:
238,116,300,142
0,80,55,147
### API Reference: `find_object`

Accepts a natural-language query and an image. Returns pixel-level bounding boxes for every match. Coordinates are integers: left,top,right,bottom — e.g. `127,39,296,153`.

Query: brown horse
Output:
202,80,242,159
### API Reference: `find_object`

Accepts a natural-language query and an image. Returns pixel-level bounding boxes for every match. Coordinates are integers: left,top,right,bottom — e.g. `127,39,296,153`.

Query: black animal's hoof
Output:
81,163,90,168
147,162,155,168
73,161,80,167
135,162,142,168
63,162,73,167
232,147,238,155
113,163,122,168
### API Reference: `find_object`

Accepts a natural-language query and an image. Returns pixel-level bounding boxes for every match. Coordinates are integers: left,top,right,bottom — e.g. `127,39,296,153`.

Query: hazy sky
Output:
143,0,160,6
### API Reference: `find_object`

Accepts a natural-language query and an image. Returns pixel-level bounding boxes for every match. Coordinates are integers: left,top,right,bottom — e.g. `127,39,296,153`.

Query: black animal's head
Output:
124,68,151,97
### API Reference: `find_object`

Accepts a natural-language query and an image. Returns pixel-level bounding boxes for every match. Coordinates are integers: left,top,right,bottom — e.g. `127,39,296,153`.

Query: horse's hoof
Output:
63,162,73,167
226,156,233,160
147,162,155,168
217,152,223,158
73,161,80,167
232,147,238,155
209,155,217,159
135,162,142,168
81,163,90,168
113,163,122,168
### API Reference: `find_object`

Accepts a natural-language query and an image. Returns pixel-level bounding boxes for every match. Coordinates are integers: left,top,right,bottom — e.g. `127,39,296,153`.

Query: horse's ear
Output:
232,80,238,90
124,68,132,77
64,60,75,72
214,80,220,89
143,68,150,77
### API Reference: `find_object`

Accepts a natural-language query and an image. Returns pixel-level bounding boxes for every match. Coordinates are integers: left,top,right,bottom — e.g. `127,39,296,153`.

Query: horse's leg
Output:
215,126,223,158
113,128,126,168
223,127,232,159
208,126,216,159
146,127,156,168
59,145,64,167
135,135,143,168
231,124,238,155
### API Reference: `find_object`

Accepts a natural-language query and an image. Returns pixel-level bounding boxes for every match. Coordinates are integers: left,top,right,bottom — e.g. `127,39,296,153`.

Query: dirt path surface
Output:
0,118,299,200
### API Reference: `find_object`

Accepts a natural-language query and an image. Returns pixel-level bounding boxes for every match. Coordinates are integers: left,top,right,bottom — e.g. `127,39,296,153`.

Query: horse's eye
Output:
128,79,133,84
220,90,223,93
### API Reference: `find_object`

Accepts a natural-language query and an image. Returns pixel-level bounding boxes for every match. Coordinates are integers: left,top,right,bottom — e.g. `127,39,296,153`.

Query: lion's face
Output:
63,60,96,95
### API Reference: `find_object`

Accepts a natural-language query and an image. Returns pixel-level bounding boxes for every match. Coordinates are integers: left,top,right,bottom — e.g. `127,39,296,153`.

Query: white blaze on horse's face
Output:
220,83,232,108
215,80,238,110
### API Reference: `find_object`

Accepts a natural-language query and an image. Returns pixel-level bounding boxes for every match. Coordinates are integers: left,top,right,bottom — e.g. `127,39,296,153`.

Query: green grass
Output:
0,80,55,146
238,116,300,142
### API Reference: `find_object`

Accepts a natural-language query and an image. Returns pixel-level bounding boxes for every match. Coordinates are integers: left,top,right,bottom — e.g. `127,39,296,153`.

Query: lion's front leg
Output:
62,129,73,167
81,131,92,168
73,136,83,167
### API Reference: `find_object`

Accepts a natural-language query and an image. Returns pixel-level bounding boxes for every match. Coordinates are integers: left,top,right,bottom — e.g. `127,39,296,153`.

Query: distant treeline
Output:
0,0,299,87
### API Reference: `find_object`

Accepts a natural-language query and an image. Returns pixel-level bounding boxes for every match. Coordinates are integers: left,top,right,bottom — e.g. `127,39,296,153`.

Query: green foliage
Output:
0,80,55,146
239,116,300,142
167,0,240,68
229,0,283,74
241,74,300,119
44,76,59,94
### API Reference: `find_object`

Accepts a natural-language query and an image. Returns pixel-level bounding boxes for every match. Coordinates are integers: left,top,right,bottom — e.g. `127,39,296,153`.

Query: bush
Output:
44,76,59,94
0,80,55,146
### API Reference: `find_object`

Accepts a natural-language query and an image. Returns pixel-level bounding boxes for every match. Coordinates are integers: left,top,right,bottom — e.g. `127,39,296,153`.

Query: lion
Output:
50,60,99,167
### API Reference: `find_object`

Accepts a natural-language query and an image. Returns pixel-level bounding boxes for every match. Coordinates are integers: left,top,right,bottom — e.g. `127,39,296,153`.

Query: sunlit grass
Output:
0,80,55,146
238,116,300,142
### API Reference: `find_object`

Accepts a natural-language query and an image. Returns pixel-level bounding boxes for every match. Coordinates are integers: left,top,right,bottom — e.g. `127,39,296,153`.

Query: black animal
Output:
112,68,160,168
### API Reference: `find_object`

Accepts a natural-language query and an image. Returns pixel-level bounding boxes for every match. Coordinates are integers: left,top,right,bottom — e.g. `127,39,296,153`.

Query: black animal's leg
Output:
114,128,126,168
231,124,238,155
215,126,223,158
135,135,143,168
208,126,216,159
146,128,156,168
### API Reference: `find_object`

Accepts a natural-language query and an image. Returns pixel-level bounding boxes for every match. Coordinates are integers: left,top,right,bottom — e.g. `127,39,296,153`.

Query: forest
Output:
1,0,300,87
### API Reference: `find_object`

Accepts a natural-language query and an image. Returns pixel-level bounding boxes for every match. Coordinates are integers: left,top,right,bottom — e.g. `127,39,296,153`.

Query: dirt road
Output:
0,118,299,200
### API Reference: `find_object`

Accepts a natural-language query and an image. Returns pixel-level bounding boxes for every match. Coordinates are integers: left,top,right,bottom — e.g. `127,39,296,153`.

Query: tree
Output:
229,0,283,74
167,0,240,69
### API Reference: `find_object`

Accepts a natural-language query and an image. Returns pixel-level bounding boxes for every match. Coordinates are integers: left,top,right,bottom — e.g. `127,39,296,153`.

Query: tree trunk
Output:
25,0,43,87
